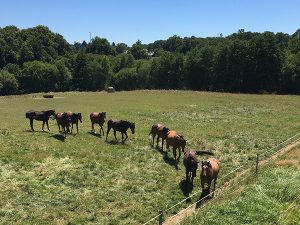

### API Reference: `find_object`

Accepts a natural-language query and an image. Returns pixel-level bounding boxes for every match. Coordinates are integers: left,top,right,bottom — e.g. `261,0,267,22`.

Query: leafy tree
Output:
20,61,59,93
86,37,113,55
116,43,128,54
0,70,19,95
130,40,149,59
110,67,137,90
72,52,89,90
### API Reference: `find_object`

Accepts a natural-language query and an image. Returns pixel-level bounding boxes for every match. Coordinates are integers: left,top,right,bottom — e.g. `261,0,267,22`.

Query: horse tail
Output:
196,150,214,155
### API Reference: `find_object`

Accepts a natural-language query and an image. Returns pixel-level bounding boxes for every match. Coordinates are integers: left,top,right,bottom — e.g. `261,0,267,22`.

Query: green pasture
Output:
181,145,300,225
0,91,300,224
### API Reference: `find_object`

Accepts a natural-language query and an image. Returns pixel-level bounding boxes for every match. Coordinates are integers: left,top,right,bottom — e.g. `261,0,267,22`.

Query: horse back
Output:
183,150,197,169
208,158,220,176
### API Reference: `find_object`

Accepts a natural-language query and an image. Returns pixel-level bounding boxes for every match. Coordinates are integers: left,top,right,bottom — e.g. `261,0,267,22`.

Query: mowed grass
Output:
181,145,300,225
0,90,300,224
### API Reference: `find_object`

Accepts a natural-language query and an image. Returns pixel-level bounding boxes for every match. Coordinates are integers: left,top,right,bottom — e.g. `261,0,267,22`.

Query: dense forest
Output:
0,25,299,95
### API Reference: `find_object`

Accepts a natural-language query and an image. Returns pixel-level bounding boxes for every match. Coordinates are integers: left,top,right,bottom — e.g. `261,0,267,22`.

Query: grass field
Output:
0,90,300,224
181,145,300,225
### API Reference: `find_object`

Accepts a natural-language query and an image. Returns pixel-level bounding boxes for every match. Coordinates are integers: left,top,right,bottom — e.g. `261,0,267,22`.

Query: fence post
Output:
158,210,163,225
255,154,259,175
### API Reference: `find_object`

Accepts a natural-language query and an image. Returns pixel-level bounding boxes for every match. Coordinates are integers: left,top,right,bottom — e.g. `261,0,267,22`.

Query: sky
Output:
0,0,299,45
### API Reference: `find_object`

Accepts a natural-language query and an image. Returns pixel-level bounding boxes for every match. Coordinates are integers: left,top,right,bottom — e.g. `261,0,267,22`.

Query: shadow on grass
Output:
50,134,66,142
153,145,179,170
25,129,50,133
179,179,193,202
195,188,212,208
87,131,103,138
106,140,119,145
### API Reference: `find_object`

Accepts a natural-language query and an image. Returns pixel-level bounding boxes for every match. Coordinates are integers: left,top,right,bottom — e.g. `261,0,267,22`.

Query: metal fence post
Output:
158,210,163,225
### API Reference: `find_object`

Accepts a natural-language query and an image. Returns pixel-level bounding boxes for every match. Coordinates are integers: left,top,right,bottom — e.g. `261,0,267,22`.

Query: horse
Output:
183,149,198,183
166,130,187,161
149,124,170,149
55,112,70,137
26,109,55,131
200,158,220,197
106,119,135,143
66,111,82,134
90,112,106,135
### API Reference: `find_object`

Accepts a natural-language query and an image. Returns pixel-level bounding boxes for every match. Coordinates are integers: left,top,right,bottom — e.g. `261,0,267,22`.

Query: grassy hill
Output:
0,91,300,224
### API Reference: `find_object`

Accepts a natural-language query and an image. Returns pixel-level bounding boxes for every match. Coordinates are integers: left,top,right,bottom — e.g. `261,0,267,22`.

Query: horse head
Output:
47,110,56,119
130,122,135,134
101,112,106,120
162,127,170,138
201,160,211,177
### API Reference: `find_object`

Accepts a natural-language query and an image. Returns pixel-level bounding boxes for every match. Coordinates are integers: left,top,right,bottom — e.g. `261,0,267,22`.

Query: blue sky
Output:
0,0,299,45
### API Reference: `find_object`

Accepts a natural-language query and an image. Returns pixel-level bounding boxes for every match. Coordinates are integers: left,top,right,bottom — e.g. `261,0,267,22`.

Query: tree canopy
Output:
0,25,299,95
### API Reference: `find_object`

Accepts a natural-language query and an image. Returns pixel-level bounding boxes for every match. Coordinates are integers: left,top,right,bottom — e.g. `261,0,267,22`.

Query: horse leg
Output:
173,147,176,160
91,122,94,133
178,148,181,161
106,127,111,141
156,136,159,147
162,138,165,150
124,131,128,142
121,132,124,143
113,130,118,141
76,122,78,134
186,170,189,182
42,121,45,131
30,119,34,131
46,120,50,131
212,178,217,197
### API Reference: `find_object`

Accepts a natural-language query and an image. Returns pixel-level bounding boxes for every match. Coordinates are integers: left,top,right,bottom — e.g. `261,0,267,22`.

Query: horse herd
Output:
25,109,220,196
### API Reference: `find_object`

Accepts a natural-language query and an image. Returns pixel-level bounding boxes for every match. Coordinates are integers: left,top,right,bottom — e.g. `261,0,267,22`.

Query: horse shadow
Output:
153,146,179,170
179,179,193,203
195,188,212,208
106,140,119,145
25,129,49,133
50,134,66,142
88,131,102,138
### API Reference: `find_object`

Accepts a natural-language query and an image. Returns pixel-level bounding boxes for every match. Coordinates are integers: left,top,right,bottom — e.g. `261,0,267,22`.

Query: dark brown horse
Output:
149,124,170,149
166,130,187,161
26,110,55,131
106,119,135,143
183,150,198,183
200,158,220,197
90,112,106,135
55,112,70,137
66,111,82,134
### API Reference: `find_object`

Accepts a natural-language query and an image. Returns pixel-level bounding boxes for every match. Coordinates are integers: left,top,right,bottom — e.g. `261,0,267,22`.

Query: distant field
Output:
0,91,300,224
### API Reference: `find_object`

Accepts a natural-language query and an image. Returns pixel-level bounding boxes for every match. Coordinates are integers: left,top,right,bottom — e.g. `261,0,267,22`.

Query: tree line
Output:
0,25,299,95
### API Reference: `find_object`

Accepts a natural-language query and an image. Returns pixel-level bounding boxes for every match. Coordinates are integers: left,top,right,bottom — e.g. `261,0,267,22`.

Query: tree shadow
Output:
179,179,193,203
50,134,66,142
195,188,212,208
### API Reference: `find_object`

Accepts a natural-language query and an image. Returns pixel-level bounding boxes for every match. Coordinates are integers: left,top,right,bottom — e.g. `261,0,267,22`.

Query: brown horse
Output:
200,158,220,197
183,150,198,183
166,130,187,161
26,110,55,131
149,124,170,149
106,119,135,143
55,112,70,137
90,112,106,135
66,111,82,134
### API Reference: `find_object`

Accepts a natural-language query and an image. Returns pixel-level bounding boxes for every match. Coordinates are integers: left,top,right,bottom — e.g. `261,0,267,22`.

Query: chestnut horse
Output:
106,119,135,143
90,112,106,135
149,124,170,149
166,130,187,161
55,112,70,137
26,110,55,131
67,111,82,134
200,158,220,197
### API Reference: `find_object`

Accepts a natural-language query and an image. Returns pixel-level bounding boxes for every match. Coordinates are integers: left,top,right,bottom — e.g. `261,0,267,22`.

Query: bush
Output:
110,68,137,91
